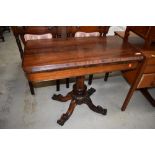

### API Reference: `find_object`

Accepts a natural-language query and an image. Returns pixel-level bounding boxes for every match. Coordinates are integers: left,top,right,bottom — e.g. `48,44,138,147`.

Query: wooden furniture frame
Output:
66,26,110,86
115,31,155,111
22,36,143,125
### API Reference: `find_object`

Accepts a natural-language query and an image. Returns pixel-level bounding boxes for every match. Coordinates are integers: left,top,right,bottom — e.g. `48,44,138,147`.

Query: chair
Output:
66,26,110,85
12,26,63,94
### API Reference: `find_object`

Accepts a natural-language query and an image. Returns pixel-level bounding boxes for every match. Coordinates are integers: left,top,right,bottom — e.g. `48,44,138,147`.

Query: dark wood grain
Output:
66,26,110,85
22,34,144,125
23,36,143,74
27,62,139,82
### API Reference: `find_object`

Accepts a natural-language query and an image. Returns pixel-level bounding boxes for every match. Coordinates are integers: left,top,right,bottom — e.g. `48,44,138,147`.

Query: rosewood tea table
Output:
22,36,143,125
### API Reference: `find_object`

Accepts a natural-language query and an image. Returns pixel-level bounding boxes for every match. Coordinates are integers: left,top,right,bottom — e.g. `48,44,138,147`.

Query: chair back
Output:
16,26,60,45
11,26,60,58
66,26,110,38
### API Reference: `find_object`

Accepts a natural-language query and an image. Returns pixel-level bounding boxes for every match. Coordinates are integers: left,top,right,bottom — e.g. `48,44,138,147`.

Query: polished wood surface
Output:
22,35,144,125
115,31,155,110
23,36,143,74
66,26,110,85
27,61,139,82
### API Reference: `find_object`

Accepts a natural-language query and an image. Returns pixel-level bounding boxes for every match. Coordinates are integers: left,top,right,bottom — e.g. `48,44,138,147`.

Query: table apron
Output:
26,61,140,83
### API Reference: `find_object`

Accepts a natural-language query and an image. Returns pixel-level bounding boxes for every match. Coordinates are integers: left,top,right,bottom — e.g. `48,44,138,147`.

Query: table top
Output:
23,36,143,74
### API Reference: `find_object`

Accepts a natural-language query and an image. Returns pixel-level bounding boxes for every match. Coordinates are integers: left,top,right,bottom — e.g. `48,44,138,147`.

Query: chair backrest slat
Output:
66,26,110,38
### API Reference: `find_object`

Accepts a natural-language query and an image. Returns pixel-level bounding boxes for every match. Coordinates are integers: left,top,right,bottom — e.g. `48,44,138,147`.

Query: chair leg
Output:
0,34,4,41
2,36,5,42
140,88,155,107
28,81,35,95
56,80,60,91
104,72,109,81
15,37,24,59
66,78,69,88
88,74,93,85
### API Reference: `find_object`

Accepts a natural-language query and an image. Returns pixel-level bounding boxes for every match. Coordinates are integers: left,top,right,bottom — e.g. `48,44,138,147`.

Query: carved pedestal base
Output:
52,76,107,126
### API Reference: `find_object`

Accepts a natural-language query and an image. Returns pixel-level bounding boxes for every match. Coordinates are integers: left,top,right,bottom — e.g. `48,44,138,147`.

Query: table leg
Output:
57,100,77,126
52,76,107,126
85,97,107,115
52,91,72,102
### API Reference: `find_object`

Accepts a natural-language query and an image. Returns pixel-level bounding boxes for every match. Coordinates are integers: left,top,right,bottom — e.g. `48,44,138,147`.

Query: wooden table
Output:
23,36,143,125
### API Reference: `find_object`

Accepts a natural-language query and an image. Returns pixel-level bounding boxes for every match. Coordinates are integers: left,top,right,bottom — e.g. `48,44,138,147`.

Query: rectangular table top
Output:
23,36,144,74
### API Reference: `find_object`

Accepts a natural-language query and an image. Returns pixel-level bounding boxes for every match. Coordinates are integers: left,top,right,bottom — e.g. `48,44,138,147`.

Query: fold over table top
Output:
23,36,144,74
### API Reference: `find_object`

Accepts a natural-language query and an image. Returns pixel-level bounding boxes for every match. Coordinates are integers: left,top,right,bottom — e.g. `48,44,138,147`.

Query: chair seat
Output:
24,33,52,41
75,32,100,38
